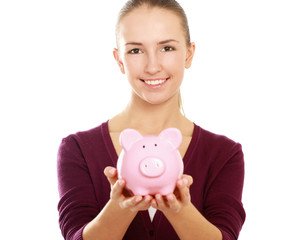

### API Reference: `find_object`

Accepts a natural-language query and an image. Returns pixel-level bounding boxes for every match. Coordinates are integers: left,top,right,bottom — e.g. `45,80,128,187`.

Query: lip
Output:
140,77,169,88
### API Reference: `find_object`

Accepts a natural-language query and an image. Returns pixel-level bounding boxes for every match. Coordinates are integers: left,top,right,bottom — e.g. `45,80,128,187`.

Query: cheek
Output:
162,53,185,76
123,57,144,77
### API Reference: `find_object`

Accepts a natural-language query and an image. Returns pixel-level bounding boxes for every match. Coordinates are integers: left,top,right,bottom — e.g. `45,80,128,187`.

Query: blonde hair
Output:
178,90,185,115
116,0,191,47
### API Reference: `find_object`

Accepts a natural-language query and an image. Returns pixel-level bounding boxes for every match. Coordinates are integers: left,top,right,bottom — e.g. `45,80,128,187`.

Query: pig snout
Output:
139,157,165,177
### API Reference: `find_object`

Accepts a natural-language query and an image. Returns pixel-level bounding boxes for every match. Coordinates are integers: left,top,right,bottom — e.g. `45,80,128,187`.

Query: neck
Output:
119,92,185,135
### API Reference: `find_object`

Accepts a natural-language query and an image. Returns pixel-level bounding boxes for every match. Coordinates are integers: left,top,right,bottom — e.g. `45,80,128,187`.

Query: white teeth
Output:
144,79,166,85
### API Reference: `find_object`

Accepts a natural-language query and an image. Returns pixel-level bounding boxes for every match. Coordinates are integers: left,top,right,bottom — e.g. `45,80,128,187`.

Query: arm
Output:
57,136,152,240
165,204,222,240
83,199,136,240
151,176,222,240
83,167,153,240
151,143,245,240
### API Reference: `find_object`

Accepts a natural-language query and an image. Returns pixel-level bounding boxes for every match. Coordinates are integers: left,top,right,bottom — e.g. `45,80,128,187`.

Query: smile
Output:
141,78,169,87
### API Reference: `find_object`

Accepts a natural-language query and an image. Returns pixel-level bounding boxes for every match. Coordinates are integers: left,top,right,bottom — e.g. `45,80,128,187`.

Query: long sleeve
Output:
57,135,100,240
56,123,152,240
184,126,246,240
202,142,246,240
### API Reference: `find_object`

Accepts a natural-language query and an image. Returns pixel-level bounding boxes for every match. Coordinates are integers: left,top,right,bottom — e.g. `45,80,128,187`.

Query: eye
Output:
154,144,157,147
128,48,143,54
143,145,146,148
162,46,175,52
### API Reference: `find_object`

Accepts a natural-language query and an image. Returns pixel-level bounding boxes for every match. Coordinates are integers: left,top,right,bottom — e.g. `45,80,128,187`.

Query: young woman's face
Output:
115,6,195,105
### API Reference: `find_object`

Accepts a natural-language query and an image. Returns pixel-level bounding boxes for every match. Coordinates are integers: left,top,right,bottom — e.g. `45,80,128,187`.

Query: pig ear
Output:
159,128,182,149
120,129,143,151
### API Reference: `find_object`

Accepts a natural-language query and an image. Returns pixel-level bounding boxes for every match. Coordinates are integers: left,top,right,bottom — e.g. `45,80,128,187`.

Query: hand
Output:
151,174,193,213
104,166,153,212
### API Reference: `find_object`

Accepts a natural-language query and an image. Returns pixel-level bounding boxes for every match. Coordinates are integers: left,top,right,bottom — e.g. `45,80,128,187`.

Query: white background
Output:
0,0,297,239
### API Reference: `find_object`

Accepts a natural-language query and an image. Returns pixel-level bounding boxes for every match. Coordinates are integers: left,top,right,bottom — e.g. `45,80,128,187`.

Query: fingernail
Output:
178,180,183,187
167,195,174,201
109,168,116,175
156,194,162,201
183,178,188,185
118,179,125,186
135,196,142,202
144,196,151,203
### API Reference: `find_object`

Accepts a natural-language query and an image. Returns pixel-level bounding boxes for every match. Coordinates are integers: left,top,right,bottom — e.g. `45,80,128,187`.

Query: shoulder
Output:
59,121,109,156
192,124,245,189
57,121,117,175
63,121,107,144
196,124,242,153
191,124,243,169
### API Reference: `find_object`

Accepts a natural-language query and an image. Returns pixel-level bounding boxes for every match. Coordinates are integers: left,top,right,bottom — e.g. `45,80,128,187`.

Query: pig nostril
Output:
139,158,165,177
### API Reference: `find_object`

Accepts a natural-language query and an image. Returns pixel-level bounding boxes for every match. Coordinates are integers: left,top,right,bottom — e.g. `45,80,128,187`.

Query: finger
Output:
121,195,143,210
104,166,117,177
181,174,193,188
110,179,125,200
133,195,153,211
177,179,191,204
166,193,180,212
104,166,118,186
154,194,167,209
151,199,157,208
144,195,153,204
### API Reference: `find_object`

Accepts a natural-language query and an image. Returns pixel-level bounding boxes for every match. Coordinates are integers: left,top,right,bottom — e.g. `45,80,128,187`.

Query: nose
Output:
139,157,165,178
145,51,161,75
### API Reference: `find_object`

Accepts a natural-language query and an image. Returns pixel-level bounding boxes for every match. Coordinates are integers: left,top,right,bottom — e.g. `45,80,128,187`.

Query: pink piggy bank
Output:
117,128,184,196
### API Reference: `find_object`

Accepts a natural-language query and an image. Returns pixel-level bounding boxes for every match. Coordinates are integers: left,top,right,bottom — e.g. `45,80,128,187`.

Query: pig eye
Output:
154,144,157,147
143,145,146,148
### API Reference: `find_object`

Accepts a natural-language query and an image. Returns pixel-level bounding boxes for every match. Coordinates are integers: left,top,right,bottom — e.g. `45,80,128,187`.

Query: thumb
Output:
104,166,118,186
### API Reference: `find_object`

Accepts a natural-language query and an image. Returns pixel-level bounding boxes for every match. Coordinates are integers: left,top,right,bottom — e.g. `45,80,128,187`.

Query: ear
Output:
113,48,125,74
120,129,143,151
159,128,182,149
185,42,196,69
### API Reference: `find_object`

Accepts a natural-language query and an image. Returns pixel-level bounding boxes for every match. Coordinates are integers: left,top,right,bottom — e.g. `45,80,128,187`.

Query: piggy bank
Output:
116,128,184,196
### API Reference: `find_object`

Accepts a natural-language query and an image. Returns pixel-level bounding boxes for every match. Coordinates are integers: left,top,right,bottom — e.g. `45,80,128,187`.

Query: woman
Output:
57,0,246,239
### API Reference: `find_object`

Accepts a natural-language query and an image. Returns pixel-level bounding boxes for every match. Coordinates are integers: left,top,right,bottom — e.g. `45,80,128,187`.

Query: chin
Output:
143,94,178,106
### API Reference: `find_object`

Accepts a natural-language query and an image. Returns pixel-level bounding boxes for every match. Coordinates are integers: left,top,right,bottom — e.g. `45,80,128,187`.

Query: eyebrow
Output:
125,39,179,46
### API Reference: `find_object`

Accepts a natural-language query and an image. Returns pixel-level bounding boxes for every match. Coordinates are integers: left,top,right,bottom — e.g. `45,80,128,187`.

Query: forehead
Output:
118,6,184,44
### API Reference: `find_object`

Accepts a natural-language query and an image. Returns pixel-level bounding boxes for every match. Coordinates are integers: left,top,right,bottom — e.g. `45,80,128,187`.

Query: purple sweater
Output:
57,121,245,240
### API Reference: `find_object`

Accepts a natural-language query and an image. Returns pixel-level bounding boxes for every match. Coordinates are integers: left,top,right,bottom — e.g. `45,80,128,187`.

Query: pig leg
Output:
159,185,175,196
133,187,150,196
